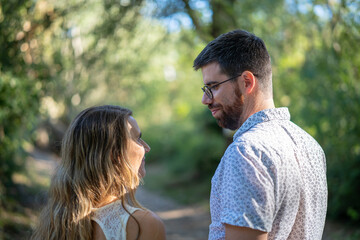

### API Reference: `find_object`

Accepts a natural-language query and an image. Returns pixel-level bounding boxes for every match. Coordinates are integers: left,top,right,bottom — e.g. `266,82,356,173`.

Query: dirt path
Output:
136,187,210,240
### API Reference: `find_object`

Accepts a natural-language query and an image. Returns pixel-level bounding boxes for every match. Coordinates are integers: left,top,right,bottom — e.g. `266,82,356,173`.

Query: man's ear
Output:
241,71,256,94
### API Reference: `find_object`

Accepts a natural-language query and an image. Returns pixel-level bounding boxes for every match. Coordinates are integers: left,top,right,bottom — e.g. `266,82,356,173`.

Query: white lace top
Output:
92,200,140,240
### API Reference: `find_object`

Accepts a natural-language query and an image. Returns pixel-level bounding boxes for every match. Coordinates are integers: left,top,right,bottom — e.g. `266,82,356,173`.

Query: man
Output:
193,30,327,240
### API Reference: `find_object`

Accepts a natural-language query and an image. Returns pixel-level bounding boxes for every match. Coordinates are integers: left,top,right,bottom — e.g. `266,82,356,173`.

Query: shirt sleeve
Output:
218,141,276,232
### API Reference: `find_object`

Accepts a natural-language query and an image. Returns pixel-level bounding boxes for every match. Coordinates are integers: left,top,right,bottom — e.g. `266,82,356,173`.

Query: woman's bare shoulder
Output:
127,209,166,240
92,220,106,240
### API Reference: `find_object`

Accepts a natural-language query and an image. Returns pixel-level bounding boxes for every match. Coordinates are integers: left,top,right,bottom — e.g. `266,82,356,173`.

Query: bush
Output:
0,72,40,211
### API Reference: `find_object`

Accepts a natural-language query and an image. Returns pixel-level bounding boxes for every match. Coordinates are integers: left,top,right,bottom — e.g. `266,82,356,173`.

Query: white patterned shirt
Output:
209,107,327,240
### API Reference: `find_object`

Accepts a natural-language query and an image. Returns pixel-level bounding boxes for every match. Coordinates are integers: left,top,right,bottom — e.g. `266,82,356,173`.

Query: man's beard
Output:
213,87,243,130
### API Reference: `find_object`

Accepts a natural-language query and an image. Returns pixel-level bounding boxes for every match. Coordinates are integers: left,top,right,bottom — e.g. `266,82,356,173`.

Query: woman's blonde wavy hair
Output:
31,105,143,239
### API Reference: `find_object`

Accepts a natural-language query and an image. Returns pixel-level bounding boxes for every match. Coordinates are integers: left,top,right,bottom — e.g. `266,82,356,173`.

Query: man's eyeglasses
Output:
201,74,242,99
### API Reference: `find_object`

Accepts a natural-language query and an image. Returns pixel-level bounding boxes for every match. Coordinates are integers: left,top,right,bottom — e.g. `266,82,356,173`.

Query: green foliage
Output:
300,34,360,222
0,72,40,187
147,109,225,178
143,109,225,204
327,228,360,240
0,71,41,235
1,1,360,237
281,2,360,222
0,0,40,206
0,0,72,218
152,0,360,225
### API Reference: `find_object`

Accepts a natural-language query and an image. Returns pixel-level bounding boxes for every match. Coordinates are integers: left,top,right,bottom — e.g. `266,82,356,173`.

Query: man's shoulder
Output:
231,119,324,157
232,122,278,146
224,131,270,161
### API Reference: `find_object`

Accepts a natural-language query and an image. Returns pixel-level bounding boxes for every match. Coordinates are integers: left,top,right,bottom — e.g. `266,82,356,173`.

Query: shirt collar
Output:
233,107,291,140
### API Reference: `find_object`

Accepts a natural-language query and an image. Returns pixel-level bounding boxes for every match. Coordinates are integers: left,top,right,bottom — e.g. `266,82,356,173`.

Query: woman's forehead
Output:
127,116,140,134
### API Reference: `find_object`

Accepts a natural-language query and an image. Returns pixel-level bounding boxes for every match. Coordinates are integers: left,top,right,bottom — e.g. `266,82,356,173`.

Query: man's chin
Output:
216,118,226,129
217,118,239,130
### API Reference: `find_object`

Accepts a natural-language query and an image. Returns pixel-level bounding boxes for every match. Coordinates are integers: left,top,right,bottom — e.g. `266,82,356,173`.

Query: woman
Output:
31,105,166,240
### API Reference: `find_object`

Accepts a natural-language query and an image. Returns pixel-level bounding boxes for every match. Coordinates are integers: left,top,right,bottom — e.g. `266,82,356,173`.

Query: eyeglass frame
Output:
201,74,242,99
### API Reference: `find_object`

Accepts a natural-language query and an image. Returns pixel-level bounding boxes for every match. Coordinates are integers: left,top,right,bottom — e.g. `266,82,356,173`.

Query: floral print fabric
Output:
209,108,327,240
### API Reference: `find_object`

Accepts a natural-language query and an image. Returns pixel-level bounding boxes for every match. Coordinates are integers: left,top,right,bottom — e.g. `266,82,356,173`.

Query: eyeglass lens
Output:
202,86,212,99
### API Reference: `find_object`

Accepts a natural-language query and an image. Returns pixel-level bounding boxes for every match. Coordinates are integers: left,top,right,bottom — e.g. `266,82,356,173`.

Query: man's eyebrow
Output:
205,81,219,86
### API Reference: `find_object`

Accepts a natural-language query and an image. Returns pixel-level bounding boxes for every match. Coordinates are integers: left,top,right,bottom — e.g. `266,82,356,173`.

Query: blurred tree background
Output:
0,0,359,238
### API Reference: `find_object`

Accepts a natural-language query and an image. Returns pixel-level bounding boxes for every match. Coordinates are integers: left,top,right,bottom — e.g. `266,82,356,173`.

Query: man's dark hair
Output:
193,30,272,91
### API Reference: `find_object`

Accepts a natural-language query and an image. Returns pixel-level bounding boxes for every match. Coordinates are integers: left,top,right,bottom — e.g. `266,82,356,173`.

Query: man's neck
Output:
239,96,275,127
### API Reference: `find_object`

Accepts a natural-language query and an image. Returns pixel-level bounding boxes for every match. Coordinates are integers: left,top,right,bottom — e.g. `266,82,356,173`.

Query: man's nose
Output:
201,92,212,105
